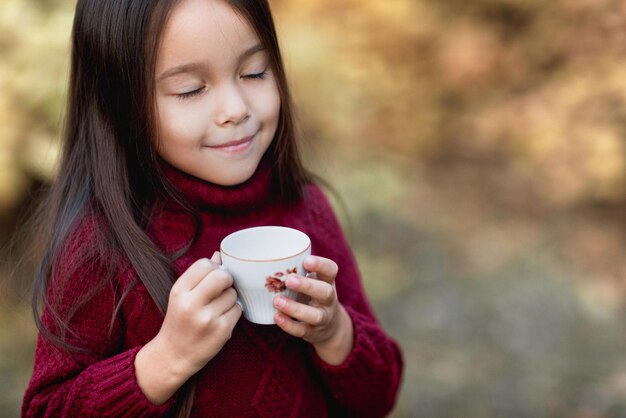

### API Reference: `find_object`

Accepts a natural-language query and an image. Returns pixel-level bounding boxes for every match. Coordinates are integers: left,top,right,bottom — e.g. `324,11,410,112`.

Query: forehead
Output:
157,0,261,72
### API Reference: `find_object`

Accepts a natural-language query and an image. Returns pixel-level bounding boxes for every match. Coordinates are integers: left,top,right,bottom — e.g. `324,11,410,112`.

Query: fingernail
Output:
304,256,315,266
286,275,301,287
274,296,286,308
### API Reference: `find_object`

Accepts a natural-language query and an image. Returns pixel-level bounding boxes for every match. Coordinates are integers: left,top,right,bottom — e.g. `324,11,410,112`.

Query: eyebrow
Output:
157,43,267,81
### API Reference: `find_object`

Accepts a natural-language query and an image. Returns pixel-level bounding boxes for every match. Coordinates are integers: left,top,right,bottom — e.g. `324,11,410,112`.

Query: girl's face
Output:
154,0,280,186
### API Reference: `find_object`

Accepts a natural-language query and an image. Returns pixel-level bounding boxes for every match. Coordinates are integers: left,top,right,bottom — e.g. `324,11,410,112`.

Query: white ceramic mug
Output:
220,226,311,325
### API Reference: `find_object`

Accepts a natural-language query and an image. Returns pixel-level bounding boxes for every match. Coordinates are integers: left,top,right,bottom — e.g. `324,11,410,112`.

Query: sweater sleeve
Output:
303,185,404,417
21,218,177,417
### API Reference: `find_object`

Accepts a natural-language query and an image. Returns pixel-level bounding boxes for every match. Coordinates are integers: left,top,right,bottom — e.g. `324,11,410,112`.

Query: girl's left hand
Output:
273,255,354,365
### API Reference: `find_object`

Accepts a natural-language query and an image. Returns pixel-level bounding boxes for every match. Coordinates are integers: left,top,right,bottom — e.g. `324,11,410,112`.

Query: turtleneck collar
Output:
159,158,275,213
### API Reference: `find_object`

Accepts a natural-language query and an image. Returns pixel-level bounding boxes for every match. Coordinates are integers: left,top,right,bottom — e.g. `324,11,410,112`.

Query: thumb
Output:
210,251,222,265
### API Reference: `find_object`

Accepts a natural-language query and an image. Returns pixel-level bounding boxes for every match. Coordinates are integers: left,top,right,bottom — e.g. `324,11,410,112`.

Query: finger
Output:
285,275,335,305
303,256,338,284
192,268,234,301
274,295,327,326
204,251,222,271
210,302,243,338
274,312,308,338
205,287,238,316
175,258,217,292
223,300,243,324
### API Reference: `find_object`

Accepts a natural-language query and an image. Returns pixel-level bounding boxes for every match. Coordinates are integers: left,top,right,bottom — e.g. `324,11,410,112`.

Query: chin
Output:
214,167,257,187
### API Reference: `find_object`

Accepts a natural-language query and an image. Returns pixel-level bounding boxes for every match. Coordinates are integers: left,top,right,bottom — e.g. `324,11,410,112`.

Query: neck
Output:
158,158,276,213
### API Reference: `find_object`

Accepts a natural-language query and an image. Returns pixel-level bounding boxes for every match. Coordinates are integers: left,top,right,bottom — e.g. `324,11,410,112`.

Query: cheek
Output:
251,83,281,126
157,101,207,146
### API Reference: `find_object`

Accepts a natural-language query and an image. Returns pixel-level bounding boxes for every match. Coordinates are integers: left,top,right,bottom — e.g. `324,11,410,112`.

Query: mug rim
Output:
220,226,311,262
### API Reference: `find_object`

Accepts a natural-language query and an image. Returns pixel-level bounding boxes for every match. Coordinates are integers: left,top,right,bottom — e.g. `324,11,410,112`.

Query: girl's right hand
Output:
135,253,241,404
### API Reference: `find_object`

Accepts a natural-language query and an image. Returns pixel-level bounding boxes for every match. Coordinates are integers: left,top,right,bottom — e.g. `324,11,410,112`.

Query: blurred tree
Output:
3,0,626,416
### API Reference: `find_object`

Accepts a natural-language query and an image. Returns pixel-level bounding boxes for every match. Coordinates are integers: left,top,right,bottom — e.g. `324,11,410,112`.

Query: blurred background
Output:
2,0,626,416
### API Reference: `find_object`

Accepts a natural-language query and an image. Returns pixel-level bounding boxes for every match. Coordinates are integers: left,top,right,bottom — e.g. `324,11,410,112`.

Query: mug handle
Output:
215,263,244,311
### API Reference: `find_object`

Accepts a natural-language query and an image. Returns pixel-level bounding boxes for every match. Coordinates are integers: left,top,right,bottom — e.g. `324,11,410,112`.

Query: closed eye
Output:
242,70,267,80
177,87,205,100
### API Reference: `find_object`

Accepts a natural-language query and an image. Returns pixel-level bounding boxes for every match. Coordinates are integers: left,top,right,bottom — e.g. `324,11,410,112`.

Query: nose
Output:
214,82,250,126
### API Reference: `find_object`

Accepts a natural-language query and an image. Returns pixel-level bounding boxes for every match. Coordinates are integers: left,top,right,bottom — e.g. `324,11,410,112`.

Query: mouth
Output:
208,135,255,153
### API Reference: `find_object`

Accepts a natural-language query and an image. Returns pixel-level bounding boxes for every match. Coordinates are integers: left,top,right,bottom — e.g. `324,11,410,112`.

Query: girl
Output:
22,0,403,416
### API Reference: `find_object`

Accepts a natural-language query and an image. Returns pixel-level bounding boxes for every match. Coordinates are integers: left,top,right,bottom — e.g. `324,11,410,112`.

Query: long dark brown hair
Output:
30,0,311,416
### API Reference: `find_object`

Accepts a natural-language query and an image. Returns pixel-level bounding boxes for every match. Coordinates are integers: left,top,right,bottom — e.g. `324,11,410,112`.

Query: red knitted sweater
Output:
22,162,403,417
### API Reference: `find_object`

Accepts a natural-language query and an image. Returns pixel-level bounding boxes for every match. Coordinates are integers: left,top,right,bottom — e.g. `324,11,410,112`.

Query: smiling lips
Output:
209,135,254,153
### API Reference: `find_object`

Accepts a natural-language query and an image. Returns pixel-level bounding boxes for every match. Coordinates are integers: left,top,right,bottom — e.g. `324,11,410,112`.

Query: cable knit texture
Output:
22,162,404,417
